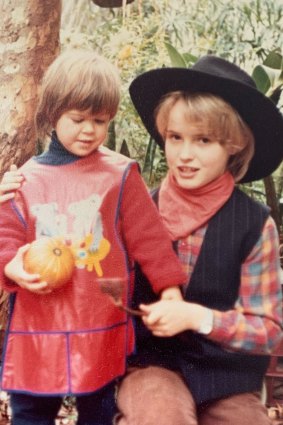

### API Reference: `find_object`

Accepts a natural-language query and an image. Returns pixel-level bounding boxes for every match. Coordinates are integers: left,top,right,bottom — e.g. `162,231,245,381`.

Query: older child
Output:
0,49,186,425
116,55,283,424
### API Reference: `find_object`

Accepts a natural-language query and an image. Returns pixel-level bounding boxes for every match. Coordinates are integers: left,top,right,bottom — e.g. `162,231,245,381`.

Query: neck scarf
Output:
159,171,235,240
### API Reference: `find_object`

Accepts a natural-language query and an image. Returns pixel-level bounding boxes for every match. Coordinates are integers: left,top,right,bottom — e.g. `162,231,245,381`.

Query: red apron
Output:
1,148,135,395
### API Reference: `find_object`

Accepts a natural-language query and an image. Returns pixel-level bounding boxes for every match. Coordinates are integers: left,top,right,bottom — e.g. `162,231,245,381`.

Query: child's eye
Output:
167,133,181,142
71,118,84,124
94,119,106,125
199,137,211,144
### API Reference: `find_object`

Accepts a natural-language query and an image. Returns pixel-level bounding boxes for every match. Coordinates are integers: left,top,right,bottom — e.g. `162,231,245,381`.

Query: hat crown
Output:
193,55,256,89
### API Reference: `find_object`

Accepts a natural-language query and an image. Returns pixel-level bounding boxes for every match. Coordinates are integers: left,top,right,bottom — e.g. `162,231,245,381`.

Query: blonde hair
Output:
35,49,121,139
155,91,255,182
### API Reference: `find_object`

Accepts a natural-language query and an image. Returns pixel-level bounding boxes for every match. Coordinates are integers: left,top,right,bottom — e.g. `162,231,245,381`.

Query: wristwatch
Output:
198,308,214,335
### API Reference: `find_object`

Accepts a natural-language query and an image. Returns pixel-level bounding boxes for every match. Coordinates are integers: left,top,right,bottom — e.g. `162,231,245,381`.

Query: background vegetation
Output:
61,0,283,230
0,2,281,420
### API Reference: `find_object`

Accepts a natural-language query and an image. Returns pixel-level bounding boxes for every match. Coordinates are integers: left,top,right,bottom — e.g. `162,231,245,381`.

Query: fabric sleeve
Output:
0,199,27,292
208,216,283,354
119,164,186,293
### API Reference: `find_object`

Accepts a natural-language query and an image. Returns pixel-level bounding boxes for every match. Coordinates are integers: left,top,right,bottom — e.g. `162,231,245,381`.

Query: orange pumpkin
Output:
24,237,75,289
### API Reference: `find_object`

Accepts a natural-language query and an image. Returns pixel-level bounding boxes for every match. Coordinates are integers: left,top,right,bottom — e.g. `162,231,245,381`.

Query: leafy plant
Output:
61,0,283,193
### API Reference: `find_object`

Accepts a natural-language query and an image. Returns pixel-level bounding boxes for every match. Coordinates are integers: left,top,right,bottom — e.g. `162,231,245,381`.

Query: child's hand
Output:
140,300,209,337
0,164,24,203
4,244,51,294
160,285,183,301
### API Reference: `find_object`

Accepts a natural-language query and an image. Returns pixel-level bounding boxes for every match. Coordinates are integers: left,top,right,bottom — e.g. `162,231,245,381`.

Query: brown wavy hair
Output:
35,49,121,140
155,91,255,182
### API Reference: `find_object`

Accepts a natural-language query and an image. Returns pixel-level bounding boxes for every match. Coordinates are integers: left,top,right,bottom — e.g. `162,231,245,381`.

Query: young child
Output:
0,49,186,425
115,56,283,424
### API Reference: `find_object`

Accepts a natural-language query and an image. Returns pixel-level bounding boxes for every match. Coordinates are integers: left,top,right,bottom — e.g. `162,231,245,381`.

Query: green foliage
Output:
61,0,283,190
252,50,283,97
164,42,187,68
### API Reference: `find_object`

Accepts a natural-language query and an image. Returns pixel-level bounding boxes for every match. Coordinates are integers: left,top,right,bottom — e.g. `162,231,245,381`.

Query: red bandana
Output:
159,171,235,240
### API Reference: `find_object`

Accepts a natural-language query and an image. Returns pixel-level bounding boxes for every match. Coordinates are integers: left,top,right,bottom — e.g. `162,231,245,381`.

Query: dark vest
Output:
130,187,270,405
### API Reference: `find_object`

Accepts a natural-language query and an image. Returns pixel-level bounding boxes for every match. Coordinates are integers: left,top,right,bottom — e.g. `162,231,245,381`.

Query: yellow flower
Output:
118,45,133,60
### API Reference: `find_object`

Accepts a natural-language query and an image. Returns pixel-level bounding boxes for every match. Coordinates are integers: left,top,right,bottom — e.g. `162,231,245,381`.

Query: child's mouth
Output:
76,140,94,148
178,166,198,177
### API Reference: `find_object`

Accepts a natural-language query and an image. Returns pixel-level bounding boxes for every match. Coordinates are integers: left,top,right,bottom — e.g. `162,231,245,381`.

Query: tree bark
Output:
0,0,62,177
0,0,62,356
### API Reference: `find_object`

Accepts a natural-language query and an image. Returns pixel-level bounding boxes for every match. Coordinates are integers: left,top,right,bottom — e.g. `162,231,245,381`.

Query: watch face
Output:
199,323,213,335
199,309,213,335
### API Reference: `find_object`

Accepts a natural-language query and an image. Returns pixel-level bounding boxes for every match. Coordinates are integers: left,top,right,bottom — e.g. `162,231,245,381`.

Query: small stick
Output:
98,277,143,316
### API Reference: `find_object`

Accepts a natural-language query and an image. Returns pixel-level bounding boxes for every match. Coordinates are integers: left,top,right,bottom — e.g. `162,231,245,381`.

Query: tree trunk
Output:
0,0,62,178
0,0,62,356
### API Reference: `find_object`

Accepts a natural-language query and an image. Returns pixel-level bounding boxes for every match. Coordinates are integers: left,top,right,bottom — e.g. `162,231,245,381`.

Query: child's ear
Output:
228,145,241,155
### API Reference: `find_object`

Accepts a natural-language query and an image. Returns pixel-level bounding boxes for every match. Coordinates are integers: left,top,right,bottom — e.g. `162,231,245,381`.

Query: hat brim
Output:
129,68,283,183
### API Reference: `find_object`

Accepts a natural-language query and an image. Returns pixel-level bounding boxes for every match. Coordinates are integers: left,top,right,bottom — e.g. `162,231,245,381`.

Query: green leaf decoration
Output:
263,50,282,70
183,52,198,67
252,65,271,94
164,42,187,68
252,63,283,101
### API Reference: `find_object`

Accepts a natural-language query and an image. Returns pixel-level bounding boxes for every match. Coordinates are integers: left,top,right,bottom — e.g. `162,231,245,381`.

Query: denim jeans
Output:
10,381,117,425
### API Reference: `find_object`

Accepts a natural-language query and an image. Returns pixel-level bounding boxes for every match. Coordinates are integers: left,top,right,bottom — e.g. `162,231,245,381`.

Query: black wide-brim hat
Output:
129,55,283,183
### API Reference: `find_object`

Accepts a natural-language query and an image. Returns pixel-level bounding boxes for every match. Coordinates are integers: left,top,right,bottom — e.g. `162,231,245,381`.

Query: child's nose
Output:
83,121,95,133
180,140,194,160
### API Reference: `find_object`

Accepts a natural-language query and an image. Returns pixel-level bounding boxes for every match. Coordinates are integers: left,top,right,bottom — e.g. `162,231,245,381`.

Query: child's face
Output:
55,109,111,157
164,99,230,190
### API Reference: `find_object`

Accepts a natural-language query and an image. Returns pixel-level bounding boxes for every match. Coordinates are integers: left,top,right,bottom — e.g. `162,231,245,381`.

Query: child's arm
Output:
0,198,47,294
207,216,283,354
120,164,187,293
141,217,283,355
0,164,23,203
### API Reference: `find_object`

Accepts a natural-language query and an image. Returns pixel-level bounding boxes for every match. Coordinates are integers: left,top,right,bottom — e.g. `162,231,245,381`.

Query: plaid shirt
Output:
178,216,283,354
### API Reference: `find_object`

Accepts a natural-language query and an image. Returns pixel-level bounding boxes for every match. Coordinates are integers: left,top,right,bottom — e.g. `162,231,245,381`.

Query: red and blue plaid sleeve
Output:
210,216,283,354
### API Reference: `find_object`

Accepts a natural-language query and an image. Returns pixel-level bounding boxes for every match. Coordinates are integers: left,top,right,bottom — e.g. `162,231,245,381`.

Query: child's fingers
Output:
140,303,167,325
2,172,23,184
24,281,47,290
16,244,31,260
0,182,22,190
31,281,53,295
0,192,16,202
9,164,18,172
145,322,169,337
152,329,167,337
0,164,23,203
142,310,163,327
1,165,23,185
8,164,23,179
139,303,152,314
14,270,42,287
29,281,49,289
21,271,41,283
19,280,51,294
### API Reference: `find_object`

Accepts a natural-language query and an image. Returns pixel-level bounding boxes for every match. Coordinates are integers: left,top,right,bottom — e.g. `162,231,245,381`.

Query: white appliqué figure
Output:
68,194,103,251
31,194,110,276
31,202,60,238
